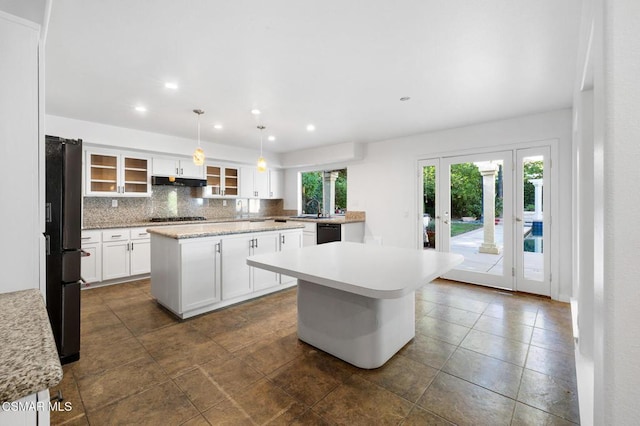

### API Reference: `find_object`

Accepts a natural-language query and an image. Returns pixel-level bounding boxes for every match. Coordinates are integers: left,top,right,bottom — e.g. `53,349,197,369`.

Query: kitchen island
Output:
247,242,464,368
148,221,304,319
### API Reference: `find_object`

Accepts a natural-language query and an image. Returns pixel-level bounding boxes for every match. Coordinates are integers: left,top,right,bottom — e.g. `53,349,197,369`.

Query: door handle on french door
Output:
515,217,523,222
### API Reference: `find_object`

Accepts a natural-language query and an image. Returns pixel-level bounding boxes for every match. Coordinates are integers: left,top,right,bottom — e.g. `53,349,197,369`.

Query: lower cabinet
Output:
151,229,302,319
0,389,51,425
279,229,304,284
220,234,252,299
181,239,221,312
82,227,151,285
81,230,101,284
220,231,280,299
102,239,130,280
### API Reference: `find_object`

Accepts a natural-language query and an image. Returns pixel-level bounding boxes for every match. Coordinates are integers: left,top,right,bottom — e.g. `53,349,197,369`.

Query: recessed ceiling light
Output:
164,82,178,90
400,97,411,101
134,105,147,112
268,135,276,141
306,124,316,132
213,124,223,130
251,109,261,115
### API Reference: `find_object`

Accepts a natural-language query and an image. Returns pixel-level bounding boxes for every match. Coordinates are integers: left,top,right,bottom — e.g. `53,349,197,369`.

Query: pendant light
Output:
256,125,267,172
192,109,205,166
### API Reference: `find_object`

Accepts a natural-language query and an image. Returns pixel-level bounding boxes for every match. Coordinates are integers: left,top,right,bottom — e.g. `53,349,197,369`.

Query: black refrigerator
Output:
44,135,82,364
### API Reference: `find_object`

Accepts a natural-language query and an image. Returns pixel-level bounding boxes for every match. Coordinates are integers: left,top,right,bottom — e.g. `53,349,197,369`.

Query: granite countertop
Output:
147,221,306,239
83,214,365,230
0,289,63,404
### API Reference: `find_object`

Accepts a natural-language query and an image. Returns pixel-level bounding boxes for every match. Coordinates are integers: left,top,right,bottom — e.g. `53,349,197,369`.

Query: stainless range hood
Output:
151,176,207,187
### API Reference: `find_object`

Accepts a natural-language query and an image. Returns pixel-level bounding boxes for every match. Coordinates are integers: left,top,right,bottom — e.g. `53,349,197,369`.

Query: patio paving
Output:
445,223,544,282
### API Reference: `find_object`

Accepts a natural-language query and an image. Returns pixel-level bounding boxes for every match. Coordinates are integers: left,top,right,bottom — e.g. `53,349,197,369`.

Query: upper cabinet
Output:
203,164,239,198
240,167,283,199
240,167,269,198
85,150,151,197
268,169,283,199
152,158,204,179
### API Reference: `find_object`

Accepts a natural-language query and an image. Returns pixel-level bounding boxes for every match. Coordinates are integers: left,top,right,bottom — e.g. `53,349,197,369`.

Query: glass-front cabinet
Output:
85,150,151,197
203,164,239,197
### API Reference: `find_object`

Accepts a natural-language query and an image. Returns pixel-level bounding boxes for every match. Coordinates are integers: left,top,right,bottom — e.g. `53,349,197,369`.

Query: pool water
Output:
524,234,543,253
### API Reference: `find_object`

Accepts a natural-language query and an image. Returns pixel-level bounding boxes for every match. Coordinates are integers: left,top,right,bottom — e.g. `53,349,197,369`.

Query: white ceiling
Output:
45,0,582,154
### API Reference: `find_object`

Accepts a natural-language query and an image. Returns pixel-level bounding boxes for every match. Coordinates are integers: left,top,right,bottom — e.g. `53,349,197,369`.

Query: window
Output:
301,169,347,215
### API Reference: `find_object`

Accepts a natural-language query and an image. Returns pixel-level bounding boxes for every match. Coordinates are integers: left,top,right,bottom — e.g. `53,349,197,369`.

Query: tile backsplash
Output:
83,186,284,228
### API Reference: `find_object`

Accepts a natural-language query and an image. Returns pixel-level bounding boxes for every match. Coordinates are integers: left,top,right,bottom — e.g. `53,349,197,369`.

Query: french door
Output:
418,146,551,296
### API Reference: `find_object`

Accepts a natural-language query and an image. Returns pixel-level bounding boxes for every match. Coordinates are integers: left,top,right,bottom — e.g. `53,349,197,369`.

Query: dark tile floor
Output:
50,278,579,425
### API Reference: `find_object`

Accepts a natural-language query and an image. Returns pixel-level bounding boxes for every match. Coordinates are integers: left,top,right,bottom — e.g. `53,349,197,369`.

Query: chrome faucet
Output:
306,198,322,217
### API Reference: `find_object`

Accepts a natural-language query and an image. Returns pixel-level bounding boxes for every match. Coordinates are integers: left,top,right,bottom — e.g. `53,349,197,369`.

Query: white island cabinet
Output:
149,222,304,319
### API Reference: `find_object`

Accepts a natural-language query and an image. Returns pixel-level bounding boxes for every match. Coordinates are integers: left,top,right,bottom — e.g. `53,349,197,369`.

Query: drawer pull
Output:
111,234,122,238
138,233,147,236
81,236,91,240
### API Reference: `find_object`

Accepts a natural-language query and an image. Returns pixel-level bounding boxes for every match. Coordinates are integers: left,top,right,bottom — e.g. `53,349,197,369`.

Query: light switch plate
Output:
112,199,118,208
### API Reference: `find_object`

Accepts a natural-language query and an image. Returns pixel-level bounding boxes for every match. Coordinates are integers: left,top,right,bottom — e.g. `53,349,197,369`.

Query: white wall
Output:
46,115,282,167
602,0,640,422
573,0,640,423
0,11,41,294
282,109,573,300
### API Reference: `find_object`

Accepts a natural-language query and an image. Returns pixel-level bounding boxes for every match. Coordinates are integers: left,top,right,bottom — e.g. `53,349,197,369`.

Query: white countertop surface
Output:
246,242,464,299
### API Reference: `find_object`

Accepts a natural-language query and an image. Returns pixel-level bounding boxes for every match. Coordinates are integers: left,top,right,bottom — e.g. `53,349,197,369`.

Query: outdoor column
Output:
530,178,543,236
322,171,339,217
530,178,543,221
477,162,500,254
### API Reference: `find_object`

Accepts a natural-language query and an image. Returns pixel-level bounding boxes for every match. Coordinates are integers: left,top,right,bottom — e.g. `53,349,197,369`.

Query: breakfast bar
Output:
247,242,463,369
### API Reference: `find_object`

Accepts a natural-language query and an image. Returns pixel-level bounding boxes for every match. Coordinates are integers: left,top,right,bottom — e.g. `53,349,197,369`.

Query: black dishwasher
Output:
317,223,342,244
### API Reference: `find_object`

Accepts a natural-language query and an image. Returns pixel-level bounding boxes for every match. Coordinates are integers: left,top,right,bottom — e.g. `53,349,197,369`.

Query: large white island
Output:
148,221,304,319
247,242,463,369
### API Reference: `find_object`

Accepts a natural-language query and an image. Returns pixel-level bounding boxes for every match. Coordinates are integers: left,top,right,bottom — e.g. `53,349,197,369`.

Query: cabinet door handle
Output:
180,168,183,175
215,242,221,253
281,235,285,244
131,242,134,251
175,167,179,174
255,238,258,248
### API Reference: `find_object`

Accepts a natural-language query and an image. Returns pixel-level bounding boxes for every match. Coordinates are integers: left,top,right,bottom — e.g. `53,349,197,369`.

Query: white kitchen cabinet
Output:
291,222,317,247
129,229,151,276
203,164,239,197
180,239,221,312
98,227,151,282
0,389,50,426
152,157,204,179
150,235,221,317
219,231,280,298
220,234,252,299
81,230,102,284
268,169,283,199
85,150,151,197
151,228,302,318
252,232,280,291
240,167,269,198
279,229,303,284
102,232,130,281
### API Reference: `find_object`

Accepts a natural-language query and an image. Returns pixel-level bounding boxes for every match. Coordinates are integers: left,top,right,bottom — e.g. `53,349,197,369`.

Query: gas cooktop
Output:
150,216,207,222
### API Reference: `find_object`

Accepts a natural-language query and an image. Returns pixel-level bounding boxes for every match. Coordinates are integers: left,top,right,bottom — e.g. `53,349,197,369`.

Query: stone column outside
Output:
476,162,500,254
322,171,339,217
